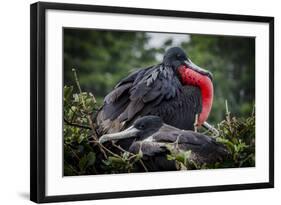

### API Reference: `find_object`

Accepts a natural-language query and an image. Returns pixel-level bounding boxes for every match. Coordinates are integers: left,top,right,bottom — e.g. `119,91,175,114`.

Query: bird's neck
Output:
178,66,213,125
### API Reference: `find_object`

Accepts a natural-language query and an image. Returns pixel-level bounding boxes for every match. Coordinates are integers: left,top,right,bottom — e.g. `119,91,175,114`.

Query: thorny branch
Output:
64,117,91,130
72,68,108,159
70,68,148,170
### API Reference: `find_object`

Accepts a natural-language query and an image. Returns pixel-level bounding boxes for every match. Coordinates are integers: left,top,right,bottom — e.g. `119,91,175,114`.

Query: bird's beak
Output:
184,59,213,81
99,126,139,144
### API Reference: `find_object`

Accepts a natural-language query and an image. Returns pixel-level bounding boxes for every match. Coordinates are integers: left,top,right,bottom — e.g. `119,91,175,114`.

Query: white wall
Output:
0,0,279,204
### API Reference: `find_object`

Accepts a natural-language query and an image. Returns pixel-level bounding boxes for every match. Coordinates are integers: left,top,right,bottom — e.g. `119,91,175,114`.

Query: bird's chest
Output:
144,85,202,130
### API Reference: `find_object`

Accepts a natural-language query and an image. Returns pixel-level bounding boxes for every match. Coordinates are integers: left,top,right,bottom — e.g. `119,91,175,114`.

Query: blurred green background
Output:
64,28,255,124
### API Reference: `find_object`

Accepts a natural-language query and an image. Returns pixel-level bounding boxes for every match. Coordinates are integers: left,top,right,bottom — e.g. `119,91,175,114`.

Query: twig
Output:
72,68,83,94
173,134,182,150
225,100,230,116
194,114,199,132
65,161,79,175
89,140,121,158
135,142,149,172
111,142,147,171
64,118,91,130
128,154,138,161
139,159,148,172
225,100,232,133
202,122,220,138
111,142,128,152
71,68,147,171
65,144,80,161
72,68,99,141
72,68,107,159
251,104,255,117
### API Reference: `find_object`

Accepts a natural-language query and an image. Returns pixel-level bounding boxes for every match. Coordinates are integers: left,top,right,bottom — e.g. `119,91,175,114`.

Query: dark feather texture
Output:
99,116,228,171
125,123,228,165
96,63,202,134
151,124,229,164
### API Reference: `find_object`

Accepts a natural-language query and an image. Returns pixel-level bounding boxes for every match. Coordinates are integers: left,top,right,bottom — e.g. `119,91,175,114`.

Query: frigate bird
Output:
96,47,217,138
99,116,228,171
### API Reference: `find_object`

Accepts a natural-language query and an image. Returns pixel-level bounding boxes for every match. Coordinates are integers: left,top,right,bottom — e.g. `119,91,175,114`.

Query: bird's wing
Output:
153,125,212,145
97,64,183,133
152,127,229,163
103,68,147,106
129,141,169,157
118,65,182,122
97,67,149,122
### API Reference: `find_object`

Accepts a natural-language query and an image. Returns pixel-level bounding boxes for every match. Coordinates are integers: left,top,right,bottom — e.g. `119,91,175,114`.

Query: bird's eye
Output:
138,124,145,129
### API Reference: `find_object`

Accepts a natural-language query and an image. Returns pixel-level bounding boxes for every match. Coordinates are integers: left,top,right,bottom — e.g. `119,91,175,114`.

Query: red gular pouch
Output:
177,65,214,126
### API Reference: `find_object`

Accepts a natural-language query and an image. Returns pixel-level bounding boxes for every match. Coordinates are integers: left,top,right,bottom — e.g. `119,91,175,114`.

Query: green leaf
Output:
64,85,73,101
79,155,88,171
73,93,79,102
87,152,96,166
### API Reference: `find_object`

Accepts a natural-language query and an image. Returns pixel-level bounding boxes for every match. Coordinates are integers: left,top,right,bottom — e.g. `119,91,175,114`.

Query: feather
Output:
97,64,202,135
104,83,131,104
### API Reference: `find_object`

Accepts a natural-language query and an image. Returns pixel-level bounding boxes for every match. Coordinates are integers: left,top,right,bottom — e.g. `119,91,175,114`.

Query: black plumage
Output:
96,47,203,135
99,116,229,171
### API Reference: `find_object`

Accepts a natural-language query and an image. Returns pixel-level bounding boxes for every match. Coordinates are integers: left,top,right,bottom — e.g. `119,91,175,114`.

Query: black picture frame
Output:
30,2,274,203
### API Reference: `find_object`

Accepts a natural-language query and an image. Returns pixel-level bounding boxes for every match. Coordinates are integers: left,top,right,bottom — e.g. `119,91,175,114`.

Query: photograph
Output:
29,2,274,202
63,28,255,176
0,0,278,203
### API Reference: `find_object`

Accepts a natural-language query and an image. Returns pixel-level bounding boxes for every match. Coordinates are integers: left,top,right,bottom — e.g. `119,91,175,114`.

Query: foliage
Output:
215,105,255,168
64,85,98,175
64,74,146,175
64,29,160,104
167,103,255,170
64,79,255,176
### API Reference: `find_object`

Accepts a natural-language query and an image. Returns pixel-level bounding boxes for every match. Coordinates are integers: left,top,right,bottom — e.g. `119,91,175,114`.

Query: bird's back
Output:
128,127,229,171
152,127,229,164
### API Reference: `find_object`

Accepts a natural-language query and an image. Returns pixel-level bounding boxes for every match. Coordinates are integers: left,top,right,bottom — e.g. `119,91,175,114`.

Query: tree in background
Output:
64,29,255,124
64,29,161,104
182,35,255,123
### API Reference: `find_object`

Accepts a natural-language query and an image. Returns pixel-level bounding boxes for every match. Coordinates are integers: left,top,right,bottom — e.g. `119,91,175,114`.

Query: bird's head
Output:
99,116,163,144
164,47,214,126
163,47,188,68
163,47,213,82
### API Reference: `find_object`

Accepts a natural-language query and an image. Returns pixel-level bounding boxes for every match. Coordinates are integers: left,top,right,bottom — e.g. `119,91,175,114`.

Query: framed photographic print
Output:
30,2,274,203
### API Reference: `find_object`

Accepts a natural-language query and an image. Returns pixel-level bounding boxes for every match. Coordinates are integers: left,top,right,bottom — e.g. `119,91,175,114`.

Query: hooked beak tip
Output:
207,72,213,81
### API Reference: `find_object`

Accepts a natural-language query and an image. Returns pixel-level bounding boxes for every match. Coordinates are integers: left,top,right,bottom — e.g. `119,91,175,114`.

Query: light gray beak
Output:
99,126,139,144
184,59,213,81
